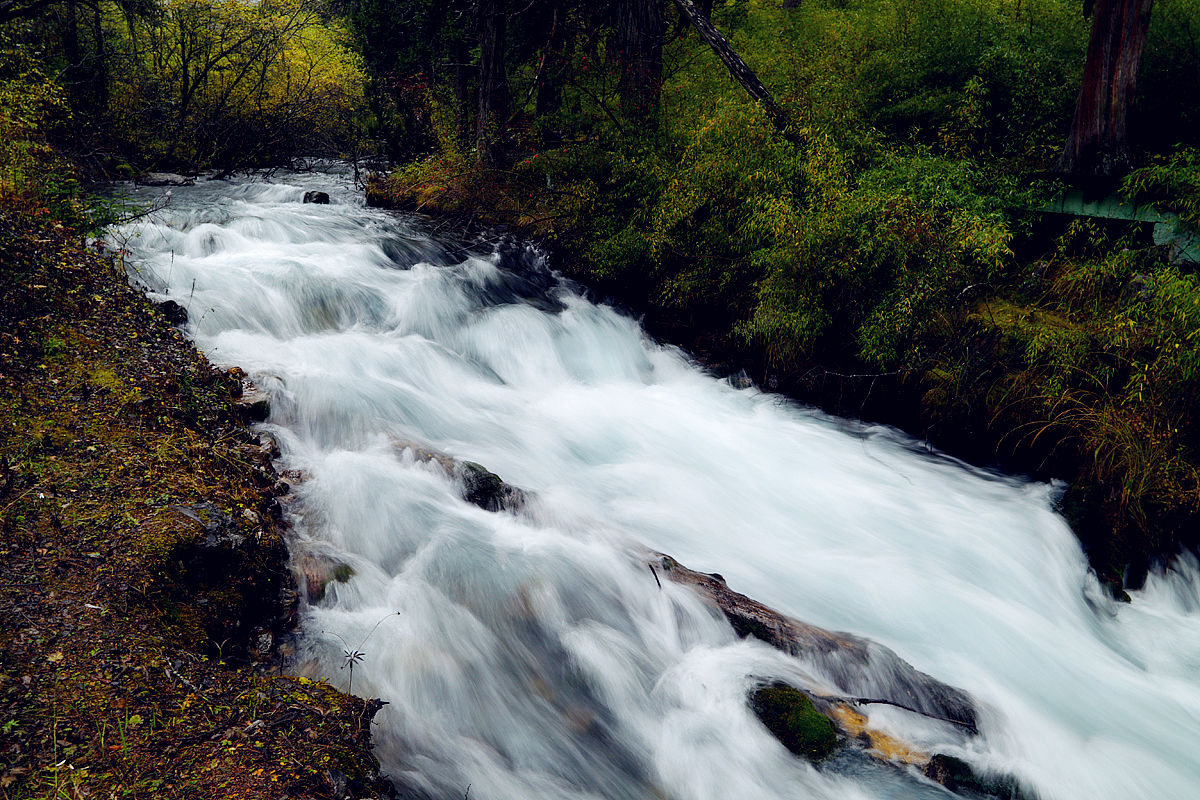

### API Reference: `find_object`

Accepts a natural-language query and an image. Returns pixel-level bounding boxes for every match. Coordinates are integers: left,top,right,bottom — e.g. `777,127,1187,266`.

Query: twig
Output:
850,697,978,731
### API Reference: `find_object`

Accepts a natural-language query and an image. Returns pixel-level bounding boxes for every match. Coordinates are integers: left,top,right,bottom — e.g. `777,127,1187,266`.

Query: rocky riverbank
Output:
0,197,390,798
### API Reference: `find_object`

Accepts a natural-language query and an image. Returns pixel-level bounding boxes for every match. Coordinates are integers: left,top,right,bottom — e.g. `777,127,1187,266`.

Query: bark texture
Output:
476,0,509,166
1058,0,1155,177
670,0,789,134
615,0,664,124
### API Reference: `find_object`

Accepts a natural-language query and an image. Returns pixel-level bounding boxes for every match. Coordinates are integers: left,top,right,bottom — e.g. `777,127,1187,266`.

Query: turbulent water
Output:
113,170,1200,800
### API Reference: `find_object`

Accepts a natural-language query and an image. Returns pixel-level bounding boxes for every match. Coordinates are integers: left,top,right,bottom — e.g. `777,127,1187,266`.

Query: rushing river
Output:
113,170,1200,800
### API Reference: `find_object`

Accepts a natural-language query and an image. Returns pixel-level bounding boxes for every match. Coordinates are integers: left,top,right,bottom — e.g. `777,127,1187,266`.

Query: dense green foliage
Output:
750,685,839,762
1,0,366,181
3,0,1198,582
365,0,1200,583
0,32,85,219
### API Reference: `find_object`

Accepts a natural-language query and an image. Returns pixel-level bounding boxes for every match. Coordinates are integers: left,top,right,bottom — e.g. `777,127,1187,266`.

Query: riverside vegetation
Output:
0,3,389,797
2,0,1200,795
361,0,1200,592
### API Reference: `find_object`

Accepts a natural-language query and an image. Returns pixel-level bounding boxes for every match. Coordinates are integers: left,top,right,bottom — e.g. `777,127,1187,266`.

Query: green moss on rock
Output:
750,684,839,762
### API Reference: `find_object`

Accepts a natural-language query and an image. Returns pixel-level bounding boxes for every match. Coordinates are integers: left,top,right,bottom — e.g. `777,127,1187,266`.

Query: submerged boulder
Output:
303,190,330,204
457,461,527,512
923,753,1032,799
295,552,357,603
653,553,979,734
751,684,839,762
390,438,529,513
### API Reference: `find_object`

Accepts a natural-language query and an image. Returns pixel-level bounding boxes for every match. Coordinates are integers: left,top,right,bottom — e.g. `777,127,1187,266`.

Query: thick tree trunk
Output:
60,0,83,104
476,0,509,166
614,0,664,125
89,4,109,110
1058,0,1155,178
670,0,789,135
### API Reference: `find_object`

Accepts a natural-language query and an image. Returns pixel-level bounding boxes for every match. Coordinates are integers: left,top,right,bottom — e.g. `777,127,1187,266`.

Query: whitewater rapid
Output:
114,170,1200,800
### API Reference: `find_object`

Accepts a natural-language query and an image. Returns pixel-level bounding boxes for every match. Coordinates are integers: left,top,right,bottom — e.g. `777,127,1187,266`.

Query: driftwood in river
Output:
649,553,980,734
383,441,1030,791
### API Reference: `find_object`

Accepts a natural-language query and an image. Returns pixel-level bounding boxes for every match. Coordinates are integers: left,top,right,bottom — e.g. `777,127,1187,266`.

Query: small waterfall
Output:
114,169,1200,800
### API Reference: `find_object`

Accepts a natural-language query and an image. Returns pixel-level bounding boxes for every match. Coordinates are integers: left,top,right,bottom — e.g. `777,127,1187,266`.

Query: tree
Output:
1058,0,1155,178
475,0,507,165
0,0,57,23
670,0,788,135
613,0,663,124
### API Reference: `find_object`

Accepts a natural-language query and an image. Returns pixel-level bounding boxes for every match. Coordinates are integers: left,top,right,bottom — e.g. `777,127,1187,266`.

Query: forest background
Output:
3,0,1200,592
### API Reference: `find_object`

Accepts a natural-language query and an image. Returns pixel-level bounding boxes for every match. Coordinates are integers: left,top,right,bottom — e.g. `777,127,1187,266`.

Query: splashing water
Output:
113,170,1200,800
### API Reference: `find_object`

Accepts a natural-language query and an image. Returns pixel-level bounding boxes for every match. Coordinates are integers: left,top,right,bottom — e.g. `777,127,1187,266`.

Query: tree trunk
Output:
615,0,664,125
452,36,474,147
89,3,109,111
535,8,566,118
60,0,83,105
1058,0,1155,178
670,0,789,135
476,0,509,166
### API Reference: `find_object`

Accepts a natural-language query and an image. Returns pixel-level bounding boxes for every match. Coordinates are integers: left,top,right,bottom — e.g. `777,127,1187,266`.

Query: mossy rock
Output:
750,684,839,762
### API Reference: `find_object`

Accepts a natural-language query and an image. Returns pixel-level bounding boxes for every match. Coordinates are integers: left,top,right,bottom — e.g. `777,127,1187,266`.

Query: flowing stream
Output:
113,170,1200,800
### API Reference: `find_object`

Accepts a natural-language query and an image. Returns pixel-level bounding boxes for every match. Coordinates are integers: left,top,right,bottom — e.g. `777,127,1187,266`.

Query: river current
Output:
113,171,1200,800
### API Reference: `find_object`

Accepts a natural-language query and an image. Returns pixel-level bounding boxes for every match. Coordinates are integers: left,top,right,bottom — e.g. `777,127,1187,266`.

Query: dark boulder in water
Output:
653,553,979,733
923,753,1033,799
303,191,330,204
458,460,527,512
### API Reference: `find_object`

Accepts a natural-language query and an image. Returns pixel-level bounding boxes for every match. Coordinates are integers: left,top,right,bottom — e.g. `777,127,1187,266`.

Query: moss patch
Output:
750,684,839,762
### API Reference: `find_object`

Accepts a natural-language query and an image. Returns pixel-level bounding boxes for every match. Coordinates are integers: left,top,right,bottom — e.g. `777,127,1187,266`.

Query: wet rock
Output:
391,438,529,512
236,382,270,422
255,430,282,459
391,438,456,472
295,552,356,603
238,442,274,468
751,684,839,762
923,754,1031,799
826,704,929,766
1099,574,1132,603
303,191,330,205
278,469,307,492
173,502,244,550
325,768,351,800
654,553,979,734
140,172,194,187
155,299,188,325
458,461,527,512
249,626,274,663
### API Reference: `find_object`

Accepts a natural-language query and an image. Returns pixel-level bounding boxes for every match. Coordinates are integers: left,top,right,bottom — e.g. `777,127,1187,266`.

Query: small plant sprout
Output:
321,611,401,695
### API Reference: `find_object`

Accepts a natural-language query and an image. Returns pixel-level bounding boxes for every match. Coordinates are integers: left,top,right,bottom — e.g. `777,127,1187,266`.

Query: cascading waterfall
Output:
113,169,1200,800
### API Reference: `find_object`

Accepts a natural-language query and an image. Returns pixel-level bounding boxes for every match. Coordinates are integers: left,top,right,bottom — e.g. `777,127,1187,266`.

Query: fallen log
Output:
379,444,1035,794
649,553,979,734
